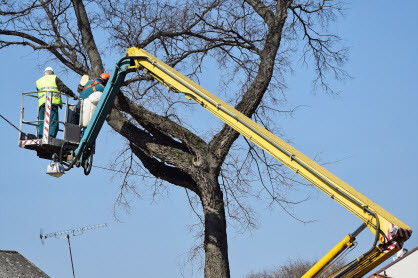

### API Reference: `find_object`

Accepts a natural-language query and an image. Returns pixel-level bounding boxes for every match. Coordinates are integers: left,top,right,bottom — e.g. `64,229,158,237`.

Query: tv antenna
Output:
40,223,107,278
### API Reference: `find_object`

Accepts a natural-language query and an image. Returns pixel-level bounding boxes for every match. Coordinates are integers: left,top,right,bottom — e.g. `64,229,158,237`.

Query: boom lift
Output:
20,48,412,277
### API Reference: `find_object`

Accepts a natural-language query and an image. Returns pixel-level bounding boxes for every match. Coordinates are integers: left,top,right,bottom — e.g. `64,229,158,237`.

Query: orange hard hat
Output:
100,73,110,80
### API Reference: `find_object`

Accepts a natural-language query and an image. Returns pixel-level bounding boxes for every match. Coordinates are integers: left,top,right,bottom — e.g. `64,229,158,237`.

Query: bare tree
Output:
246,259,313,278
0,1,347,277
246,258,346,278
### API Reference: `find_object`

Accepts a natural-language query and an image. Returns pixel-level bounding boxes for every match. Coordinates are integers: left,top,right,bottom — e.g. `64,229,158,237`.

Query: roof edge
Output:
370,246,418,276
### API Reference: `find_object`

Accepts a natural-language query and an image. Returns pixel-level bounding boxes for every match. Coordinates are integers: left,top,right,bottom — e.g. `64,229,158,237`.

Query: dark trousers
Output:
38,105,59,138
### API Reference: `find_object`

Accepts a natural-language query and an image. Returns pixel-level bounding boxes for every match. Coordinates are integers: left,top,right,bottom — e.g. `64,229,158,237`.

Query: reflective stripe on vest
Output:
36,75,62,107
39,86,59,91
38,92,61,99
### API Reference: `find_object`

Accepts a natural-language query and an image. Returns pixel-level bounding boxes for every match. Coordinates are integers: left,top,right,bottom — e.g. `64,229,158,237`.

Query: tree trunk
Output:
70,0,104,76
200,176,230,278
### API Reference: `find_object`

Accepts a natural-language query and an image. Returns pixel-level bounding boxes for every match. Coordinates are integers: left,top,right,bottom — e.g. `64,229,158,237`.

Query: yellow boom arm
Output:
125,47,412,277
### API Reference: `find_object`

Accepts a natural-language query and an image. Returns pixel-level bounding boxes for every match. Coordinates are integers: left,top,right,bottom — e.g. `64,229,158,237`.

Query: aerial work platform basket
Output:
18,91,81,160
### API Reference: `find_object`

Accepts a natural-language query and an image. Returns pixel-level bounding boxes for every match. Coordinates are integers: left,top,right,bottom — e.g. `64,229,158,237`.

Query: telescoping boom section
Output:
70,48,412,277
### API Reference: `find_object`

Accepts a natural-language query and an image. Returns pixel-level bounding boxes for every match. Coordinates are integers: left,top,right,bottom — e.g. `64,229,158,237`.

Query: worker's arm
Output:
77,84,84,93
77,75,91,94
56,77,77,99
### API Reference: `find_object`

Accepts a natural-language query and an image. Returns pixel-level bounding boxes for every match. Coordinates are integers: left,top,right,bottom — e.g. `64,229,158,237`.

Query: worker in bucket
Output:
74,73,110,128
77,73,110,97
36,67,78,138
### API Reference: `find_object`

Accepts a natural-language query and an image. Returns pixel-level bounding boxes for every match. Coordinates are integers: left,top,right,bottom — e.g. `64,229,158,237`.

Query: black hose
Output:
62,141,86,171
334,208,381,278
58,142,71,167
59,141,67,164
112,55,149,84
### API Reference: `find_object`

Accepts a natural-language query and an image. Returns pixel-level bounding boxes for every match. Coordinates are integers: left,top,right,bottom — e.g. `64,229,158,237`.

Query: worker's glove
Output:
77,84,84,93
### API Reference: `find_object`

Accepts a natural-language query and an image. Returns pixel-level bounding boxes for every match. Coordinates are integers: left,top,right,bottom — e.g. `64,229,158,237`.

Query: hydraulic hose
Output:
112,55,149,84
61,141,86,171
334,208,381,278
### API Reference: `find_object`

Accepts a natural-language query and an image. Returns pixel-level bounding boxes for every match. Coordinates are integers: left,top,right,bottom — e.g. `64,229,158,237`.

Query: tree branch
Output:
115,92,208,155
106,106,198,184
0,0,52,16
0,29,85,75
209,4,289,166
130,142,200,195
70,0,104,76
244,0,274,25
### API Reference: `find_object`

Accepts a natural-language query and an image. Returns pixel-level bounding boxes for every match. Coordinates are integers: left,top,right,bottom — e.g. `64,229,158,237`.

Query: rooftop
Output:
0,250,50,278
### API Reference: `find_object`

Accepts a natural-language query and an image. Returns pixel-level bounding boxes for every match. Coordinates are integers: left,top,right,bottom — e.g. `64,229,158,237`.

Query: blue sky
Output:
0,1,417,277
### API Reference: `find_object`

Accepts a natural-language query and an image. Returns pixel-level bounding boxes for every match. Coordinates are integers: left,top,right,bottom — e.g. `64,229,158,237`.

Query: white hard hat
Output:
44,66,54,73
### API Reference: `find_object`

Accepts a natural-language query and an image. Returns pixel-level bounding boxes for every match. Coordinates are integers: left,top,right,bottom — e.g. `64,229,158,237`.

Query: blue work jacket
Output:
77,79,106,110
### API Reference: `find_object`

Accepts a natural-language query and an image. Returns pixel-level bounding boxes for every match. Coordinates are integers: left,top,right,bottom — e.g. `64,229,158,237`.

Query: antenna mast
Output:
40,223,107,278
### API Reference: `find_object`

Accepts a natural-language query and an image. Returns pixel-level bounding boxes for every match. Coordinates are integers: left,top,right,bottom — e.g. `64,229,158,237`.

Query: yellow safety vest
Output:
36,75,62,107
